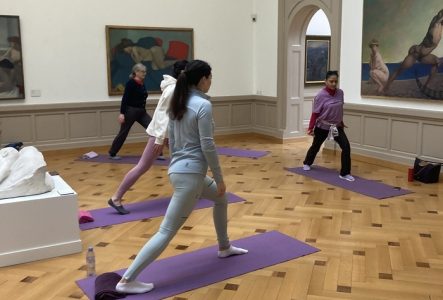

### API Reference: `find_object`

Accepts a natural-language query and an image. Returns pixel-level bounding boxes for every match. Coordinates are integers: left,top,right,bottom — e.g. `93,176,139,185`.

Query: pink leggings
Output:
114,136,160,200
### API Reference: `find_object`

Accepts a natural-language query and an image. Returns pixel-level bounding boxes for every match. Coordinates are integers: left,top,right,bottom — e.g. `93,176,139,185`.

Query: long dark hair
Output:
172,60,189,79
169,60,212,120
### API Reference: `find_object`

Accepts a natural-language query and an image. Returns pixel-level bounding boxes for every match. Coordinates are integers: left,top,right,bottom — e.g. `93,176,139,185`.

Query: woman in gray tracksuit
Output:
115,60,248,294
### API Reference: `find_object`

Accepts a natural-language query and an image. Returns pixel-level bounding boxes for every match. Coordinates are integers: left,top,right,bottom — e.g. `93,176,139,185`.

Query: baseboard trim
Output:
0,240,82,267
215,132,283,143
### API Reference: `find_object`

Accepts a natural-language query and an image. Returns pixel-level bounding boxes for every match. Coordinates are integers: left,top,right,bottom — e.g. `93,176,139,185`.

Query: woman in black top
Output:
109,63,152,159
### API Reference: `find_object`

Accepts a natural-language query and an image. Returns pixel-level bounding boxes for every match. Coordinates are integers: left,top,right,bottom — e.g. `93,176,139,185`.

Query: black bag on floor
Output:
413,157,442,183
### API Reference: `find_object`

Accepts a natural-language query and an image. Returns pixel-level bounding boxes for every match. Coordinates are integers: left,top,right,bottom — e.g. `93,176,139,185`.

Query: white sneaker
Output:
303,164,311,171
116,281,154,294
339,174,355,182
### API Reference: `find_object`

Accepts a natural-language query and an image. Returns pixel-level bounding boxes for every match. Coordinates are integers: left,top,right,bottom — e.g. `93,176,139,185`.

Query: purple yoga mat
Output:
76,155,169,166
76,231,319,300
80,193,245,230
76,147,268,165
216,147,269,159
285,166,413,199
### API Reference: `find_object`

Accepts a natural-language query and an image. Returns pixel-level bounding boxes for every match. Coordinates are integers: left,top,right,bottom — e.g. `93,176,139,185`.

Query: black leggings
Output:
109,106,151,156
303,126,351,176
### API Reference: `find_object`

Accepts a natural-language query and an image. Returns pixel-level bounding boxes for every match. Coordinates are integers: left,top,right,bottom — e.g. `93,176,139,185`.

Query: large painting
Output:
305,35,330,85
106,26,193,95
361,0,443,100
0,15,24,100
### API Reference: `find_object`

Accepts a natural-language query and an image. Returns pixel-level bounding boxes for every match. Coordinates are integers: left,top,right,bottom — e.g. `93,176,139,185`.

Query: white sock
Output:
218,245,248,258
116,281,154,294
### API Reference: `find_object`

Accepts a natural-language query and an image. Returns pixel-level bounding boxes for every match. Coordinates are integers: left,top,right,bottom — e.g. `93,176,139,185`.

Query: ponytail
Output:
172,60,189,79
169,59,211,121
169,72,189,120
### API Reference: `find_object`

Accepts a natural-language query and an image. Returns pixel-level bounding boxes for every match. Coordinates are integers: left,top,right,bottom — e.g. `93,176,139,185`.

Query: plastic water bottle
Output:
86,246,96,277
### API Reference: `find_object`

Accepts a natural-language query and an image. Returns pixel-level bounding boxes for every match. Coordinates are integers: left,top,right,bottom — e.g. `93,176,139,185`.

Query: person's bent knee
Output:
158,221,183,236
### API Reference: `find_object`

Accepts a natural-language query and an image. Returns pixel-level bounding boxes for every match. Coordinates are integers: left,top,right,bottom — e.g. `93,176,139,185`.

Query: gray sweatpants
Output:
123,173,230,280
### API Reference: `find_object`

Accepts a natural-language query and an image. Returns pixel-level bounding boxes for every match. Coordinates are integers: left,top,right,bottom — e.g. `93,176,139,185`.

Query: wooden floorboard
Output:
1,135,442,299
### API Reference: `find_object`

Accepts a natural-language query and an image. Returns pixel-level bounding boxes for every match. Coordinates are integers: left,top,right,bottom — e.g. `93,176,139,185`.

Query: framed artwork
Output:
106,25,194,95
361,0,443,100
305,35,330,85
0,15,24,100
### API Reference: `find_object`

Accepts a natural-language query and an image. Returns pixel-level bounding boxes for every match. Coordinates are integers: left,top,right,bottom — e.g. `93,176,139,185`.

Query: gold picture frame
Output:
305,35,330,85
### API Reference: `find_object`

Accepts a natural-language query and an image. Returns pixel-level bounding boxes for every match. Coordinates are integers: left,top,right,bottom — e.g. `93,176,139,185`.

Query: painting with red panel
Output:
106,26,194,95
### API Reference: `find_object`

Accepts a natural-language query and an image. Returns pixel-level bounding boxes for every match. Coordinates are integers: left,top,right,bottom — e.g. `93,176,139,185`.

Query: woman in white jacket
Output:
108,60,188,214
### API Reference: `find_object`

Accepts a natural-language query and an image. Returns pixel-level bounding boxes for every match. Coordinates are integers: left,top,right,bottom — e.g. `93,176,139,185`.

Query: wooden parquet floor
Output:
1,135,442,300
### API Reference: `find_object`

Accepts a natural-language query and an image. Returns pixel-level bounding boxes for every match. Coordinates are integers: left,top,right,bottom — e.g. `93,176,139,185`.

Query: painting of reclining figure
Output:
106,26,193,95
361,0,443,100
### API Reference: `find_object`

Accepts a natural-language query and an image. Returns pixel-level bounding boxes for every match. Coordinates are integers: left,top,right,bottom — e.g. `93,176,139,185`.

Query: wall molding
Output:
324,103,443,166
2,96,441,168
0,95,280,150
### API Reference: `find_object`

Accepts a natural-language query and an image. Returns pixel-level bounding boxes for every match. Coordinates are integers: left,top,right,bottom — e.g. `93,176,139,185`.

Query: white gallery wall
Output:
251,4,330,98
0,0,264,148
252,0,278,97
0,0,254,104
1,0,289,149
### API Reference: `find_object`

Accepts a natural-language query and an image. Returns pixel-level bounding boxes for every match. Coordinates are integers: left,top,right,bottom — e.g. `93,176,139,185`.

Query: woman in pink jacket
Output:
303,70,354,182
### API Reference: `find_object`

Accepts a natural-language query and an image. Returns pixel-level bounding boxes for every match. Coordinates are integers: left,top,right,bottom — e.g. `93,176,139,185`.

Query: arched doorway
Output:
277,0,341,139
304,10,331,128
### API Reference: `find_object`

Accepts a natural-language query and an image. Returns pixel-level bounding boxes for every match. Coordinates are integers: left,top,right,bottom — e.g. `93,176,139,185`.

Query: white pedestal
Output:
0,175,82,267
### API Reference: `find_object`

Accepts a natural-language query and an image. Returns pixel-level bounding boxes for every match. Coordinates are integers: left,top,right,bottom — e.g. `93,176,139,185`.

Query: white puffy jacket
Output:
146,75,176,145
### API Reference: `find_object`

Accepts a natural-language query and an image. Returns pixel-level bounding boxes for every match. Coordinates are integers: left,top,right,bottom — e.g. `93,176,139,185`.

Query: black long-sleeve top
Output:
120,78,148,114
